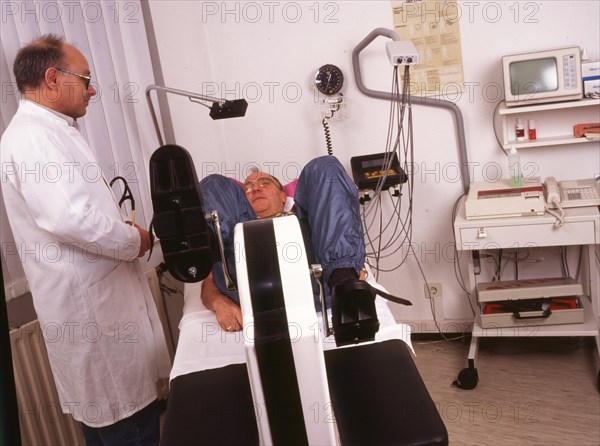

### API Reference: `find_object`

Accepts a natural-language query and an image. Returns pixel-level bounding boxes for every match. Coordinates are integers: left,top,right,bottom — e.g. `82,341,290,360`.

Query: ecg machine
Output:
465,176,600,221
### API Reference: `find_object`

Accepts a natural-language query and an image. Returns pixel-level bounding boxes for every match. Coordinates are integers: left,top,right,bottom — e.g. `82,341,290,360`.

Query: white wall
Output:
149,1,600,329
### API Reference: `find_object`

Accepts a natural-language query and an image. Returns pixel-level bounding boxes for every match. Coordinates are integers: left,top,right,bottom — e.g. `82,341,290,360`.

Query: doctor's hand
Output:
133,224,151,257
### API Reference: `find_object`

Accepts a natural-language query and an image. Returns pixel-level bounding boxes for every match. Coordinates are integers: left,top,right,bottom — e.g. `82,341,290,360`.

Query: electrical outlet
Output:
424,282,442,298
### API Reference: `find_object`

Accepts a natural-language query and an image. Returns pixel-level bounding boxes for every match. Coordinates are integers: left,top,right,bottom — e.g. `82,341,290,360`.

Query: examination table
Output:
160,278,448,445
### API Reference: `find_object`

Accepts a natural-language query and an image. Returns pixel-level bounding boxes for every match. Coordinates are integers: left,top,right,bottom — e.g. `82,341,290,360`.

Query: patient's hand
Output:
201,273,243,332
213,297,243,332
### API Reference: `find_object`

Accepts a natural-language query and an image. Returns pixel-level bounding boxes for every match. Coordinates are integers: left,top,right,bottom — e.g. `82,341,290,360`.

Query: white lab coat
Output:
1,101,171,427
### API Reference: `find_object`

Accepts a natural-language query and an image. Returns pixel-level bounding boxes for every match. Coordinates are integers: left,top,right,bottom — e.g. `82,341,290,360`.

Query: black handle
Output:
512,309,552,320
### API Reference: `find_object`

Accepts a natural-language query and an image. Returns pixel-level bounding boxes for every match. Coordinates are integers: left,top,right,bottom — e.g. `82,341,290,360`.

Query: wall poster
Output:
392,0,465,97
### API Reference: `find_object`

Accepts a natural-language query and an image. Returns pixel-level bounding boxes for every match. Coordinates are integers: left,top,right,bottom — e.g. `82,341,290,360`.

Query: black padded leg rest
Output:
325,339,448,446
160,364,259,446
150,144,213,283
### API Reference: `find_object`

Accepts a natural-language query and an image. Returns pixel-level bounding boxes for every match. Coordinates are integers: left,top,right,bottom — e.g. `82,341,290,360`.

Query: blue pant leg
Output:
294,156,365,284
199,174,256,303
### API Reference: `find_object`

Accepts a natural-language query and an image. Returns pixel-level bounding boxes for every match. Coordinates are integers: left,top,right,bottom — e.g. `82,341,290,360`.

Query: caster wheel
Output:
453,367,479,390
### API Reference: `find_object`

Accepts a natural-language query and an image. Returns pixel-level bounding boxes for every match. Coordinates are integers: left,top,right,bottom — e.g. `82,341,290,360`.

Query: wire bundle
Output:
362,65,414,276
361,66,473,340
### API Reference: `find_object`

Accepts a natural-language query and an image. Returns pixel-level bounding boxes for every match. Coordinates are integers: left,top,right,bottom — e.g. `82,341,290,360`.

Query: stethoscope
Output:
109,176,135,226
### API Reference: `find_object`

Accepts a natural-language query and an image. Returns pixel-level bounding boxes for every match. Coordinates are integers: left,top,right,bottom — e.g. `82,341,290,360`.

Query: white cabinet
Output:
452,197,600,389
497,98,600,150
454,201,600,311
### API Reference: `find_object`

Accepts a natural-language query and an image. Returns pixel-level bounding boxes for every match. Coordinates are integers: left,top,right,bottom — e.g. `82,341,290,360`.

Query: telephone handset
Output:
544,177,600,209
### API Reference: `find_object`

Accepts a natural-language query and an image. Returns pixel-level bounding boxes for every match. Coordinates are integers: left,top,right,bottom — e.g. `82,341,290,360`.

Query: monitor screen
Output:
361,158,386,169
509,57,558,95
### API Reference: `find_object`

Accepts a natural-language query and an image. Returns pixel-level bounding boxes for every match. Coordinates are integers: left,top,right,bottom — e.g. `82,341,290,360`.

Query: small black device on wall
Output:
314,64,344,96
350,152,407,191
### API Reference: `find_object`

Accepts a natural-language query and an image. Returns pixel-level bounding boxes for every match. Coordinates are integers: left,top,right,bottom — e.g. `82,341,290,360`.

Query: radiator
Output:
10,320,85,446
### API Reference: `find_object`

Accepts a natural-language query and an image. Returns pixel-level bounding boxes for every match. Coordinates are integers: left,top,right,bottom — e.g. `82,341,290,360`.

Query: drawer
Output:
479,298,584,329
458,220,596,250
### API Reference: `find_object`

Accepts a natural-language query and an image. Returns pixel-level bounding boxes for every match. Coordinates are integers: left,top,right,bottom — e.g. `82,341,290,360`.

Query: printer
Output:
465,177,545,220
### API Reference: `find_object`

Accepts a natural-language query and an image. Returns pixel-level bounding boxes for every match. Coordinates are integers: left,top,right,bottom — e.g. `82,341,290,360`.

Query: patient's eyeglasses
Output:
55,67,92,89
243,177,282,194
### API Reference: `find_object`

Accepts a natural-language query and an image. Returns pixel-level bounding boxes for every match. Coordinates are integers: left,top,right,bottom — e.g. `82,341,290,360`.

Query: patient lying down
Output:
199,157,411,346
201,161,364,333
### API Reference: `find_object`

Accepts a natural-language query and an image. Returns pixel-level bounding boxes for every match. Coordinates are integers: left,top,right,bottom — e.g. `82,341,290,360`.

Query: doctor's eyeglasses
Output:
55,67,92,89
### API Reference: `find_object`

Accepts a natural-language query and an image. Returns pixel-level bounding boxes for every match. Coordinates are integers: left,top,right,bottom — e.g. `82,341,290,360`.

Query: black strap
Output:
368,282,412,306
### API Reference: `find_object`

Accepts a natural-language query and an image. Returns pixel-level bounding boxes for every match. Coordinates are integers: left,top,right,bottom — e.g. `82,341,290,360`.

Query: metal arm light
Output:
146,84,248,146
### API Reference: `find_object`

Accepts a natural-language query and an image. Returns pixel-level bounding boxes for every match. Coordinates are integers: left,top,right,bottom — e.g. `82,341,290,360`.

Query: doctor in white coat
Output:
1,35,170,446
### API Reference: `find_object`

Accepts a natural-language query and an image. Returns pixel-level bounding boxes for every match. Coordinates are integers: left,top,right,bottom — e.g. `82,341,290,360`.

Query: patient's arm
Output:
201,272,243,332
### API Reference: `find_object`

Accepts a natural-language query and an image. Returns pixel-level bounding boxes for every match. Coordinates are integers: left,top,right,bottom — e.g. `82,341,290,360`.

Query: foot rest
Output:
331,280,380,346
325,339,448,446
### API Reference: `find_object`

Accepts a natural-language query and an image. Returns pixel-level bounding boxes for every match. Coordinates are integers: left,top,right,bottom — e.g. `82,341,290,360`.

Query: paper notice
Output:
392,0,465,97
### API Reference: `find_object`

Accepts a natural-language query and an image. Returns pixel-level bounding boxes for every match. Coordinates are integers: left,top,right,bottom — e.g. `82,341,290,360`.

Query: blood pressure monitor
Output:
315,64,344,95
350,152,407,190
